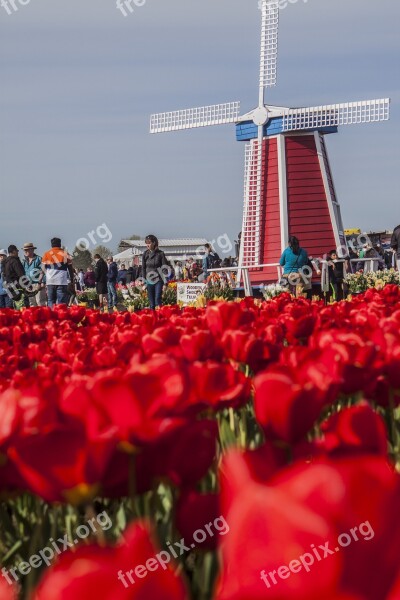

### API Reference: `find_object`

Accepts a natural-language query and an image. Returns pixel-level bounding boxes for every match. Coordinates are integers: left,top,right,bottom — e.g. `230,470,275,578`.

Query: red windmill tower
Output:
150,0,390,293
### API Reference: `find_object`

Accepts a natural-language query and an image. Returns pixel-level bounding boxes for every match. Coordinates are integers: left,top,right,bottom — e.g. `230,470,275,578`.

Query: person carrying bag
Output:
279,236,309,297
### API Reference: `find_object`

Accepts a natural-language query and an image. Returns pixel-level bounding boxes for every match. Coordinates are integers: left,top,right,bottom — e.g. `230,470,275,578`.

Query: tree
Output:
117,234,141,254
71,246,93,271
93,245,113,260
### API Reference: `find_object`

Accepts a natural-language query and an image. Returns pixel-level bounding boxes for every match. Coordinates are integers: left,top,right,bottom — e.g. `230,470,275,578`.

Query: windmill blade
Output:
259,0,279,95
281,98,390,132
239,136,263,270
254,125,264,265
150,102,240,133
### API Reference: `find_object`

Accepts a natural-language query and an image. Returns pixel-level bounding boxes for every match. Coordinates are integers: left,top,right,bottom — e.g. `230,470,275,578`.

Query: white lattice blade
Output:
259,0,279,91
240,139,263,268
282,98,390,132
150,102,241,133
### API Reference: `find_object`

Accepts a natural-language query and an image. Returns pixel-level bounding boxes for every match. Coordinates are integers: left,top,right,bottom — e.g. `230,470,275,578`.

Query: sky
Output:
0,0,399,256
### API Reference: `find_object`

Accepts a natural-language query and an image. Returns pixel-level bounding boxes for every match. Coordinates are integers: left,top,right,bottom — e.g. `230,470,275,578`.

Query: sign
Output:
177,283,206,305
344,228,361,236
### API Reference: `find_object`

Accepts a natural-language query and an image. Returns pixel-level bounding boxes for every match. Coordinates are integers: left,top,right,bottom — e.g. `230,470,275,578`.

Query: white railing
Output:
208,263,282,297
208,257,387,297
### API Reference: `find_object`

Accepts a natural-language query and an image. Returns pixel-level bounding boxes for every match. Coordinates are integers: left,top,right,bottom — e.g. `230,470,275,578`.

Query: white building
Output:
113,238,208,265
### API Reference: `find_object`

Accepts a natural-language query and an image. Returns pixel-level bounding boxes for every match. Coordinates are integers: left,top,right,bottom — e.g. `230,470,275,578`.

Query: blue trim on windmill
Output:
235,117,338,142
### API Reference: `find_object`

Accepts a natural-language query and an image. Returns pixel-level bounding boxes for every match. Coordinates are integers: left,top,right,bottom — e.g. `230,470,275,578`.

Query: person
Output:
174,261,183,281
134,264,142,281
383,247,394,269
185,259,193,279
84,266,96,288
235,232,241,260
106,256,119,310
355,245,368,272
126,265,134,284
118,263,128,286
202,243,221,278
93,254,108,311
190,260,201,280
2,244,28,303
42,238,74,308
327,250,346,301
142,234,169,310
77,269,85,291
347,247,358,273
0,249,13,308
279,236,309,296
391,224,400,272
21,242,46,307
357,244,380,272
374,245,386,270
67,267,79,306
185,258,195,280
166,263,175,281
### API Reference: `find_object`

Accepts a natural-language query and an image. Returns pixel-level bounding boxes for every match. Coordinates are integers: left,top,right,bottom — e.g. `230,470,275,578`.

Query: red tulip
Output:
316,403,388,457
34,520,188,600
217,451,341,600
180,330,219,362
135,420,218,492
221,330,275,372
175,491,221,550
189,361,251,410
206,302,255,336
0,577,17,599
7,424,115,503
254,365,333,444
218,451,400,600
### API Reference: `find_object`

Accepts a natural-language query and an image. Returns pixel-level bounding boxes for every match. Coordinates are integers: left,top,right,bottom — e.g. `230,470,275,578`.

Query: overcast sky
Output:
0,0,399,255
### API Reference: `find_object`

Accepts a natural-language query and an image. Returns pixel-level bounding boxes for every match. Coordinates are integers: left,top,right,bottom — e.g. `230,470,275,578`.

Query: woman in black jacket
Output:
93,254,108,311
142,235,169,309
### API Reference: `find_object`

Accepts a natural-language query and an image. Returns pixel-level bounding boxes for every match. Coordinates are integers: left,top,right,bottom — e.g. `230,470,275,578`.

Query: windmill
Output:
150,0,390,293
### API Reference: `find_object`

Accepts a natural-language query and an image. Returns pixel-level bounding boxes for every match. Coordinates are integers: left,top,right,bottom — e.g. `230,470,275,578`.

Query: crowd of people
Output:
1,227,399,310
0,238,126,311
0,235,232,311
279,227,400,301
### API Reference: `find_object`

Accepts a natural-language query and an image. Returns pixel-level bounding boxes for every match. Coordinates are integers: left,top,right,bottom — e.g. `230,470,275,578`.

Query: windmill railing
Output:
208,263,283,297
208,257,385,297
320,258,382,293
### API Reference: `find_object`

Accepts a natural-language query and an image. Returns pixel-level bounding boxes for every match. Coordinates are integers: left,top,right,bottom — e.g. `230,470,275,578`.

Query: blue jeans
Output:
47,285,68,308
0,294,13,308
107,281,118,307
147,281,163,309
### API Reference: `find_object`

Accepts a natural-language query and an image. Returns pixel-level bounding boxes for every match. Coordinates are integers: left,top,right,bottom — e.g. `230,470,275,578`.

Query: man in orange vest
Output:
42,237,74,308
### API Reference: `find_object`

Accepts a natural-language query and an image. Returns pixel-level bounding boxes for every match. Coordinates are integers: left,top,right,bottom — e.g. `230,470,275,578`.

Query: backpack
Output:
208,252,221,269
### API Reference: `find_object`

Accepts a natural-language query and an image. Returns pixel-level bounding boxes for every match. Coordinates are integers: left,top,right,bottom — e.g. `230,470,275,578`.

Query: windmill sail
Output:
281,98,390,132
259,0,279,90
150,102,240,133
239,140,263,269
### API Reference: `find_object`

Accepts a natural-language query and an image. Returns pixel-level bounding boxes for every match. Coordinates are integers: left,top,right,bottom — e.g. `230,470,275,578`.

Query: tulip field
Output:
1,286,400,599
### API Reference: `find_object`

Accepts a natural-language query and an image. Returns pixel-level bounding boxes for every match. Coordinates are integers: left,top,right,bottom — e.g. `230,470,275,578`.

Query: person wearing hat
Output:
2,245,27,304
0,249,13,308
21,242,46,307
42,237,74,308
